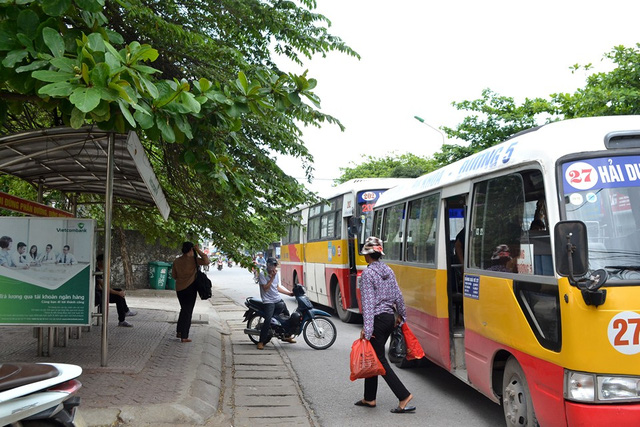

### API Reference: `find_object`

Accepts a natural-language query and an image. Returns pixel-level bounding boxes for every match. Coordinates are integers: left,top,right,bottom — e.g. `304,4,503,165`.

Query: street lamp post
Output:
414,115,446,145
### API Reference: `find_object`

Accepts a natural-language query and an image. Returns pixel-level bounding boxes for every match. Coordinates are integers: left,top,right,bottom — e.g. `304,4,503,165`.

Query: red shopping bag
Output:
349,338,386,381
401,323,425,360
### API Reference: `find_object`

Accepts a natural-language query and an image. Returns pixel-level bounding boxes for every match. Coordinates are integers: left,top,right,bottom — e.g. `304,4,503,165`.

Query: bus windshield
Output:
357,189,385,250
562,155,640,281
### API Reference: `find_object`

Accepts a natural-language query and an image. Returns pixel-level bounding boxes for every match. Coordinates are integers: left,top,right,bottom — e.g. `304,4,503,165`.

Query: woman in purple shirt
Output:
354,237,415,414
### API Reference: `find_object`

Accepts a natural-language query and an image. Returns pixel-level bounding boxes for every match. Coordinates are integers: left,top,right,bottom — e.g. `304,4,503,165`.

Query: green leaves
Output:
0,0,355,261
17,9,39,39
42,27,65,57
75,0,105,13
32,69,76,82
69,86,101,112
41,0,72,17
38,81,74,97
2,49,28,67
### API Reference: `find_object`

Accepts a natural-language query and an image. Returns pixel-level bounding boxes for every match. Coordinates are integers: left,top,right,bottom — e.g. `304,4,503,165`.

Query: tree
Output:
437,44,640,166
436,89,554,166
552,44,640,118
0,0,359,266
335,153,437,183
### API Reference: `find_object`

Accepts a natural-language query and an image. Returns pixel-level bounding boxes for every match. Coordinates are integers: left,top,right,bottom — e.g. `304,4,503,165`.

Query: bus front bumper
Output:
565,401,640,426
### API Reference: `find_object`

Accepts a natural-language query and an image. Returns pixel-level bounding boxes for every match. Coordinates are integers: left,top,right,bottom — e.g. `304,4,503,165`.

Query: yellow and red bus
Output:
280,178,408,323
371,116,640,426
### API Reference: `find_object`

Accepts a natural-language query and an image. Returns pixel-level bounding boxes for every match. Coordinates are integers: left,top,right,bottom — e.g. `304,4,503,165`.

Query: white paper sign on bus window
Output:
0,217,95,326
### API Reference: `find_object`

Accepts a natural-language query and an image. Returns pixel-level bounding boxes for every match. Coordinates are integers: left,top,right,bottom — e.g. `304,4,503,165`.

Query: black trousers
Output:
259,300,287,344
176,282,198,339
364,312,411,402
95,289,130,322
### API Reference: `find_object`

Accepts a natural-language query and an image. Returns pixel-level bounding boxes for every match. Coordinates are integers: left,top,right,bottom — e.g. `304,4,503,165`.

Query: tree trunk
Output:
117,227,134,289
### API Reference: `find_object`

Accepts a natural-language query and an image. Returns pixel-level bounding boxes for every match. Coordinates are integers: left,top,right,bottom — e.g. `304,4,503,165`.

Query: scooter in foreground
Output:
0,362,82,426
243,284,337,350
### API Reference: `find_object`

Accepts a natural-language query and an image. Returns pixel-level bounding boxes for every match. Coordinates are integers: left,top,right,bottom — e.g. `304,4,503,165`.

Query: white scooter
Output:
0,362,82,426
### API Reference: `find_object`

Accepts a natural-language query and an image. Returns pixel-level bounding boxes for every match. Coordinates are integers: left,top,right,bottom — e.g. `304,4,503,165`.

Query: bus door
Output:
444,195,467,372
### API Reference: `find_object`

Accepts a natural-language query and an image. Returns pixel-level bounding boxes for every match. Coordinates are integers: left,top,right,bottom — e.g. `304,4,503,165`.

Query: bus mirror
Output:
554,221,589,279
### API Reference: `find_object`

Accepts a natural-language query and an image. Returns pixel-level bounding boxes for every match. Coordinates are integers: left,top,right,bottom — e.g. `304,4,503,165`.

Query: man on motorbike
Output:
256,257,295,349
254,251,267,282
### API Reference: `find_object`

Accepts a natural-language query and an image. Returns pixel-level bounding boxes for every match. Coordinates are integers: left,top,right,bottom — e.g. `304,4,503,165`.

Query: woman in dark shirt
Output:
171,242,209,342
355,236,415,413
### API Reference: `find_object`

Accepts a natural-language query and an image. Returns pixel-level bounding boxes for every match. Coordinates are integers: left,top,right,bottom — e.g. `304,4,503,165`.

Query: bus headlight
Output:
565,371,595,402
565,370,640,403
598,376,640,401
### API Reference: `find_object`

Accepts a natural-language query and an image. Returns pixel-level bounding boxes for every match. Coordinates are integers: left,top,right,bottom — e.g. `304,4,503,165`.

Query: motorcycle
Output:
217,259,223,271
0,362,82,426
243,284,337,350
227,260,232,268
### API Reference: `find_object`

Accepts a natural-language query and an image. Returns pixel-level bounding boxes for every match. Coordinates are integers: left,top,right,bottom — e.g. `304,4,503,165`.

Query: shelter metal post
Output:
36,178,44,354
101,133,115,366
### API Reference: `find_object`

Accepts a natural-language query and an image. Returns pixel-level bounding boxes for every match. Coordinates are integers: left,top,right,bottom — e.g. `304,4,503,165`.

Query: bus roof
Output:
321,177,411,200
376,115,640,207
288,178,411,214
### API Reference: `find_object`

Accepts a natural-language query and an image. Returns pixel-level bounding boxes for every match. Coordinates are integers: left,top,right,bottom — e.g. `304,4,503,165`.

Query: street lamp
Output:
414,115,446,145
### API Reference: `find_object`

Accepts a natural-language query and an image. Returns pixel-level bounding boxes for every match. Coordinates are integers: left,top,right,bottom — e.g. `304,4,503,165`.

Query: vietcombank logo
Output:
56,223,87,233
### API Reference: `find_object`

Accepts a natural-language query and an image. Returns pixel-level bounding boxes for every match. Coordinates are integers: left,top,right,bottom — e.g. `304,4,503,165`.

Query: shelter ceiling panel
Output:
0,127,169,216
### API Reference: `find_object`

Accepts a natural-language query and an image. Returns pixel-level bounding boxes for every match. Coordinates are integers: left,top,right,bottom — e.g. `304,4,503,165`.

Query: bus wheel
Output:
502,357,538,427
333,286,356,323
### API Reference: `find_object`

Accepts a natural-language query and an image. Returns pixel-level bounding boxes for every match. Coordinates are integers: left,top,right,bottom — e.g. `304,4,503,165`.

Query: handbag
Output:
401,323,425,360
349,338,386,381
389,325,407,363
193,253,212,300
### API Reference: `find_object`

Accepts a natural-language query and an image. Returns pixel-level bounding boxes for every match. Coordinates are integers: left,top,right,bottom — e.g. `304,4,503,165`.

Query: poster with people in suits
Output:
0,217,95,326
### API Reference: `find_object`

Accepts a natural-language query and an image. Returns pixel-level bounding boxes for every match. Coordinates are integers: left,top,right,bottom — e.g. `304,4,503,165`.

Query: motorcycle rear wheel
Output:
246,313,265,344
302,317,337,350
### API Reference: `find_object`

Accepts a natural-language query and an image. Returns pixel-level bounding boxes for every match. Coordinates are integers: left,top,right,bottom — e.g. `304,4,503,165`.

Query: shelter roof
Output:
0,126,170,219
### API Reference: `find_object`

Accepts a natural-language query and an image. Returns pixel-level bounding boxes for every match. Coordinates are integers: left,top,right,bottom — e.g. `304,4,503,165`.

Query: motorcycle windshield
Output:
562,155,640,282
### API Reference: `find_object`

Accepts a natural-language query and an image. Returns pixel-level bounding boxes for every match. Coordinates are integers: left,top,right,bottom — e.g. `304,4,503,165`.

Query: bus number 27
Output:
609,312,640,355
613,318,640,346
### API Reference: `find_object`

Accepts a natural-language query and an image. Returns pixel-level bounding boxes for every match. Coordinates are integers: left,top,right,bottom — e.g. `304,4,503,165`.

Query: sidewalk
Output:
0,287,319,426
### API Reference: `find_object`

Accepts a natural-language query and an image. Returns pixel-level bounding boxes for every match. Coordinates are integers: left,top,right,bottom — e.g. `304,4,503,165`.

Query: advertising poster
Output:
0,217,95,326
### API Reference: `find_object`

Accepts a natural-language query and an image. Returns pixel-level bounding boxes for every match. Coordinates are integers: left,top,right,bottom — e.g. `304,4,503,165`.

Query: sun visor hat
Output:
361,236,385,256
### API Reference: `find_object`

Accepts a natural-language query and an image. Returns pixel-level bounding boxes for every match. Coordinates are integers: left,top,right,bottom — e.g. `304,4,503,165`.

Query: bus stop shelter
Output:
0,126,170,366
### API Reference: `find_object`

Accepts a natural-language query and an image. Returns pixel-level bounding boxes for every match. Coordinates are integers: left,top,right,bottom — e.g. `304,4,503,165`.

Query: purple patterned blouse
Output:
360,260,407,340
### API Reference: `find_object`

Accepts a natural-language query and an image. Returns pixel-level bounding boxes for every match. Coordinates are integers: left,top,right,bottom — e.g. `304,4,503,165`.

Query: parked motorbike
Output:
243,284,337,350
217,259,223,271
0,362,82,426
227,260,232,268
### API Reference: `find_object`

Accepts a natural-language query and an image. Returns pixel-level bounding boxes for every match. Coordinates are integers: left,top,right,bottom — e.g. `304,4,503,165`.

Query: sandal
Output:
390,406,415,413
354,400,376,408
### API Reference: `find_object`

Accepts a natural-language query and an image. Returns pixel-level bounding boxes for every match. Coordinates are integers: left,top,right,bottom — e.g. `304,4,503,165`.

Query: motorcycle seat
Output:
245,297,265,308
0,363,59,392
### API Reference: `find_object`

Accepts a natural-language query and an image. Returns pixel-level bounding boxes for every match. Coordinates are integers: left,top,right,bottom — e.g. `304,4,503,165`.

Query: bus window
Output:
372,210,383,238
470,173,526,273
283,212,301,244
308,197,343,241
470,170,551,275
406,193,439,264
381,203,405,261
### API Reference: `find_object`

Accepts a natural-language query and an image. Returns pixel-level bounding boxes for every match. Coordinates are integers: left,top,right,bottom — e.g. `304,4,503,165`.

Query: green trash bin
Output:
148,261,171,289
166,265,176,290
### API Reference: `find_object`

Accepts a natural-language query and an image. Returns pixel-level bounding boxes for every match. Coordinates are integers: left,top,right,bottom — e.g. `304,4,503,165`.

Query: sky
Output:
277,1,640,195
